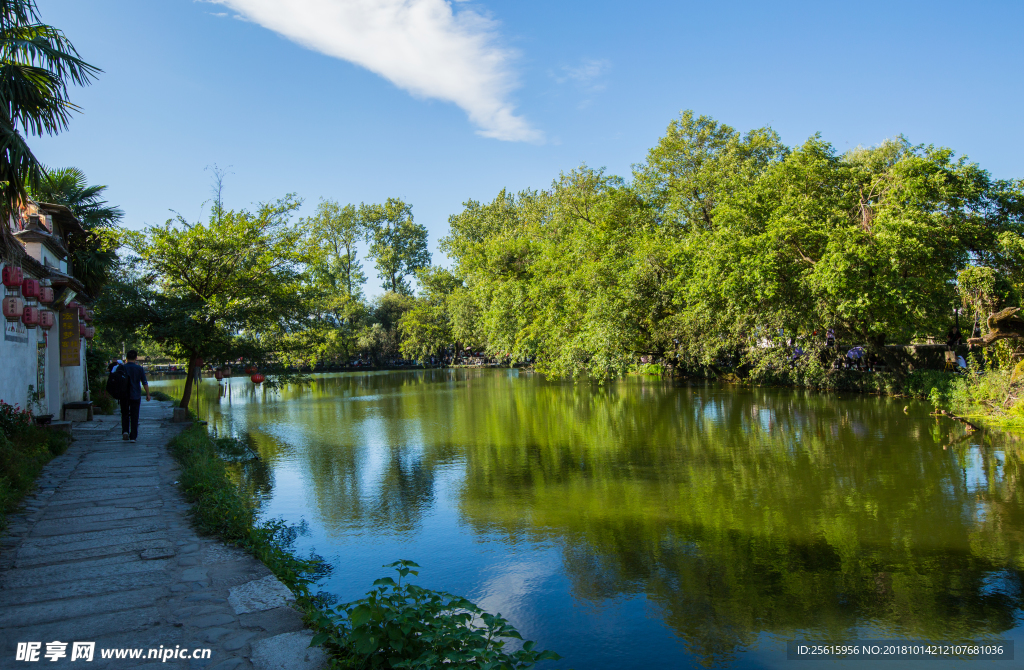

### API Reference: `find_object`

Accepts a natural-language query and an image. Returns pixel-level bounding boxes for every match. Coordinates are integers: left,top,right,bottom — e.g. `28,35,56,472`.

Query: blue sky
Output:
33,0,1024,296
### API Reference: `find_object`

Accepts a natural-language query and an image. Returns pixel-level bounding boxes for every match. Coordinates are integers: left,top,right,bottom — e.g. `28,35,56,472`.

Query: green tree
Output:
361,197,431,294
305,199,366,299
117,195,306,408
399,266,461,363
30,166,122,296
358,292,413,365
0,0,98,260
290,199,369,366
633,110,786,230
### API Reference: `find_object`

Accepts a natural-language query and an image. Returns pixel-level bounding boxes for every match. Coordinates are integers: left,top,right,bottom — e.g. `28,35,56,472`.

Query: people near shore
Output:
117,350,151,443
946,326,962,349
846,346,865,370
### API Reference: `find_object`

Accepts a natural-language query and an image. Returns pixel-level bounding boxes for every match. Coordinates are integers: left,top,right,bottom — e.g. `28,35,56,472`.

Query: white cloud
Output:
207,0,542,142
555,58,610,92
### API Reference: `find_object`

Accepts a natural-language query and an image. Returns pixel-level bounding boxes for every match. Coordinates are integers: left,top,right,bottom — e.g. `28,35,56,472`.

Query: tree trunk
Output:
178,353,202,409
968,307,1024,346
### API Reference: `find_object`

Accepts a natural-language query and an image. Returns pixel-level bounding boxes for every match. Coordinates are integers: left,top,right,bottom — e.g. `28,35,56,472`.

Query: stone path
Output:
0,401,326,670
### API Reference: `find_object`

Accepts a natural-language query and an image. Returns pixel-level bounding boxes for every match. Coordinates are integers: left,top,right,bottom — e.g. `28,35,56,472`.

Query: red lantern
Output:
39,287,54,304
78,305,87,320
84,326,94,340
223,366,232,377
21,278,39,299
245,365,256,374
39,310,55,330
84,309,94,322
67,300,79,312
79,323,86,336
250,373,265,384
2,266,23,288
21,305,39,329
215,371,224,381
3,295,24,322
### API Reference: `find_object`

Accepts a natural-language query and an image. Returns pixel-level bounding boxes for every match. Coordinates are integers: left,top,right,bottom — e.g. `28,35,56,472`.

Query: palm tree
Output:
0,0,98,260
32,167,123,296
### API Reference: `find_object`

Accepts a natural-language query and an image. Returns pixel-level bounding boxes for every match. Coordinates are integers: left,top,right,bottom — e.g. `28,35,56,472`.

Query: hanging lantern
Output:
84,309,94,322
83,326,94,340
79,323,86,336
77,305,87,320
21,278,40,300
39,287,54,304
67,300,79,312
223,366,232,377
250,373,265,384
39,310,55,330
2,266,23,288
3,295,24,322
21,305,39,329
215,371,224,381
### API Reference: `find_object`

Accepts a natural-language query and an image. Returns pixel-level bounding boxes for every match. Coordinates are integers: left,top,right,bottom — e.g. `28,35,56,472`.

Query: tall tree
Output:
31,166,122,296
305,199,366,299
399,266,461,363
361,197,431,294
118,195,306,408
292,199,368,366
0,0,98,260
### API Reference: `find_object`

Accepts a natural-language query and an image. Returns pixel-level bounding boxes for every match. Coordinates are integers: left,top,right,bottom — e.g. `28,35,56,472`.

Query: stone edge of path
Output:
0,401,328,670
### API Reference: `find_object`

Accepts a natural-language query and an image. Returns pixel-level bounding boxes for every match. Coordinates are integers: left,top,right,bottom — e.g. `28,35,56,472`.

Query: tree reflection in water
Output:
164,370,1024,667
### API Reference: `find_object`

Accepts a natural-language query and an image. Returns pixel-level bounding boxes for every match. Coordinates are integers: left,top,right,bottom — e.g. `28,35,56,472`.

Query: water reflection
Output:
153,370,1024,668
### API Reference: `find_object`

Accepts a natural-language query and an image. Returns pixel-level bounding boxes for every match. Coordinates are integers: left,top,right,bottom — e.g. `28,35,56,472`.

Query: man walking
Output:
117,350,150,442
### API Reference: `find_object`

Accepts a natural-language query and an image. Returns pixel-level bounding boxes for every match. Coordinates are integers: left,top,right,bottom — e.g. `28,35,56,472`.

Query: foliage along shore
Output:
92,110,1024,415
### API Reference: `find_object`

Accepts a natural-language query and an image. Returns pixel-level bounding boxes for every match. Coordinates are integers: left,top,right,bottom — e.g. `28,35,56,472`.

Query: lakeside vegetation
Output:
88,112,1024,425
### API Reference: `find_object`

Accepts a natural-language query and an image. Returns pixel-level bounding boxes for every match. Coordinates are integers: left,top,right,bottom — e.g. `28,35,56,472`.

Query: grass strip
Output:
166,423,331,633
0,421,71,531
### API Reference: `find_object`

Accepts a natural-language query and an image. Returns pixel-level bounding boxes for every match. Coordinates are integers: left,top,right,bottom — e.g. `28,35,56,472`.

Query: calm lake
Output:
152,369,1024,668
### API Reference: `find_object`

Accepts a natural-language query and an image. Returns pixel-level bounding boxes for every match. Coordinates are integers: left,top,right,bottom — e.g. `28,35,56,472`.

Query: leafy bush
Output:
151,391,174,402
0,400,30,438
310,560,560,670
92,389,118,415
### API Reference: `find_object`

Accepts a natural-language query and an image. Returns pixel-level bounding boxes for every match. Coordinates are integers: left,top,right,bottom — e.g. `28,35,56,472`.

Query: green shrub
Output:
92,389,118,415
0,400,30,437
310,560,560,670
151,391,174,402
167,425,325,593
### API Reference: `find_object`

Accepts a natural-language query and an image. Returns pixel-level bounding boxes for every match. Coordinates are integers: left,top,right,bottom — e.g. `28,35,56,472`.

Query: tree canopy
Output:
361,197,431,295
0,0,97,260
108,195,306,407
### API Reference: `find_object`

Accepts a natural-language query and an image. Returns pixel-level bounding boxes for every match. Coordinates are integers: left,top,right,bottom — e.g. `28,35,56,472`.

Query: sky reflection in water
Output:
153,369,1024,669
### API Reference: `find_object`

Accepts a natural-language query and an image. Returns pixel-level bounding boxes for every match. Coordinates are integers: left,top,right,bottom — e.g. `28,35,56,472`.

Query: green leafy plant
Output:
26,385,46,416
310,560,560,670
0,399,30,437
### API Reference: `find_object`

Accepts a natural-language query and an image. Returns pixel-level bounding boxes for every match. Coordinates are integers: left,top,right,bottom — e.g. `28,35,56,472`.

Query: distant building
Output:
1,202,91,417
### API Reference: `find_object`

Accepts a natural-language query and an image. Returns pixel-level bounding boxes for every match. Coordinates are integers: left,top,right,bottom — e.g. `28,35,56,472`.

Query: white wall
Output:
0,321,40,411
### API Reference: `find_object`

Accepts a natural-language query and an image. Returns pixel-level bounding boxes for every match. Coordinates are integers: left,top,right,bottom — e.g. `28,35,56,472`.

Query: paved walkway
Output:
0,401,326,670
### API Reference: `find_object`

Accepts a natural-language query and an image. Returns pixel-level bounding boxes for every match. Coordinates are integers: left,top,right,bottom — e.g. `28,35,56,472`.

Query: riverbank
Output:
0,400,326,669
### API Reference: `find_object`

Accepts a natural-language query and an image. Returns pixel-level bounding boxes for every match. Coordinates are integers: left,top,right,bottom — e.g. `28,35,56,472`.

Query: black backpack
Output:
106,364,131,401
